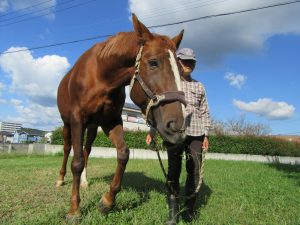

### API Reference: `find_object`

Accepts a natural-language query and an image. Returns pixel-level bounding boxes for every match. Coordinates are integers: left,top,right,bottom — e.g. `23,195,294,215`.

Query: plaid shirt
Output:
181,78,211,137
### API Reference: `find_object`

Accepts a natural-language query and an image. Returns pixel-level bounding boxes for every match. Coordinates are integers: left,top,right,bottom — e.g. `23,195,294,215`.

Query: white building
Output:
122,103,149,131
0,121,22,133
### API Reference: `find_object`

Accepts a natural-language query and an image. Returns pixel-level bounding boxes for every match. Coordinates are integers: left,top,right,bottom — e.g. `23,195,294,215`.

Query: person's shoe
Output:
182,196,196,222
165,194,178,225
182,210,196,222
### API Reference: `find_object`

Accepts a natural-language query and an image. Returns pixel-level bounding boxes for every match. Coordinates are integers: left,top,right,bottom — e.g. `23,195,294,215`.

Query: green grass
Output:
0,154,299,225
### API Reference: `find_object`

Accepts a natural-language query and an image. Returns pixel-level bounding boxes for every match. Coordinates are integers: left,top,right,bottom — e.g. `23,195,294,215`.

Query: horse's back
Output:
57,43,123,124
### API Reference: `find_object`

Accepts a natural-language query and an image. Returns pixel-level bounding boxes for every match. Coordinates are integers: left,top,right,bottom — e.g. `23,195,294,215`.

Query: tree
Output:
211,116,271,136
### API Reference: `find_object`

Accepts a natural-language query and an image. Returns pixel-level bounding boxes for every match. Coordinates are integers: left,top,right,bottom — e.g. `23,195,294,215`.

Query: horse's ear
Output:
132,13,154,42
172,29,184,49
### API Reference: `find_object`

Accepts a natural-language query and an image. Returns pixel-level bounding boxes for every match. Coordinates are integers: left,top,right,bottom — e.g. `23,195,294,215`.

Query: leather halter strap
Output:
129,45,187,123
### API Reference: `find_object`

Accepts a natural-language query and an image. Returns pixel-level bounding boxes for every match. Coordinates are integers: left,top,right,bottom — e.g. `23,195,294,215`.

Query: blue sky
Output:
0,0,299,135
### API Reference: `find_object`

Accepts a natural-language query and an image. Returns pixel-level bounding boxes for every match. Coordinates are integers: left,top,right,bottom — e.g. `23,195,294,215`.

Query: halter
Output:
129,45,187,124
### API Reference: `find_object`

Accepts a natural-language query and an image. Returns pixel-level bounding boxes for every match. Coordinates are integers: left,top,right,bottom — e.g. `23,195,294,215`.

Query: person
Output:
146,48,211,224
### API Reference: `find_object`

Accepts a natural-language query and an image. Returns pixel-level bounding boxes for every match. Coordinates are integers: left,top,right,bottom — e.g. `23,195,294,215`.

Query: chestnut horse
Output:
56,13,186,220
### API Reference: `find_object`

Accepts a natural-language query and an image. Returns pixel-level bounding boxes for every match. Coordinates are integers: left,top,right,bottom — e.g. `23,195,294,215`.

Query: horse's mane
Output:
96,32,176,60
96,32,138,59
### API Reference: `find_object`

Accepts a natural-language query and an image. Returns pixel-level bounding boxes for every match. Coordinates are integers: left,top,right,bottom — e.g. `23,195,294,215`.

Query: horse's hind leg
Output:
55,124,72,187
99,121,129,214
67,111,85,219
80,125,98,188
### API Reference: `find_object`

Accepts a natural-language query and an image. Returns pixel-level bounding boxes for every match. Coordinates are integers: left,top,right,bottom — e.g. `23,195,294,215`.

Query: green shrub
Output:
209,135,300,157
51,127,300,157
124,130,149,149
51,127,149,149
51,127,64,145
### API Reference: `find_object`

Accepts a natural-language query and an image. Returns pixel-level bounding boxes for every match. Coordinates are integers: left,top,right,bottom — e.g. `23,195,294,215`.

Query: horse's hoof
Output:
98,197,114,215
80,181,88,189
55,180,65,187
66,211,81,224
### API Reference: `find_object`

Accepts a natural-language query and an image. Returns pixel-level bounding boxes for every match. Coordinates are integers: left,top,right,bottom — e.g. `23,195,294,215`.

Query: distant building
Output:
0,121,22,133
0,131,14,143
121,103,149,131
13,128,46,143
44,132,52,143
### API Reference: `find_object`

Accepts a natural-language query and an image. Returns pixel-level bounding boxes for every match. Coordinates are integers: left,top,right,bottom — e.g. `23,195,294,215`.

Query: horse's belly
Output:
89,102,122,126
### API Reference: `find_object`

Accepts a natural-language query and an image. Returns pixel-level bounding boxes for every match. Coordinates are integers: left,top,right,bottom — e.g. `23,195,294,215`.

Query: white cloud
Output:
0,0,57,19
0,81,6,96
224,72,247,89
233,98,295,120
10,98,22,106
0,0,8,13
5,101,62,131
0,47,69,130
129,0,300,67
0,47,70,107
0,82,5,90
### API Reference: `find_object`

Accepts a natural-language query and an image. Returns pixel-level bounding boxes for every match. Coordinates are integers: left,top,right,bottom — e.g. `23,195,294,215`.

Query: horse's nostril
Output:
166,119,177,132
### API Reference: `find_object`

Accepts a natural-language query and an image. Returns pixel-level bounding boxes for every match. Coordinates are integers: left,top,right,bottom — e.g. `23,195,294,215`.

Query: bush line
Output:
51,128,300,157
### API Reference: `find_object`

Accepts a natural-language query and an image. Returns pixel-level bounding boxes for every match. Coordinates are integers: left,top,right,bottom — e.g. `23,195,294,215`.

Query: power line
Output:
0,0,76,23
0,0,97,27
0,34,113,55
148,0,300,28
0,0,54,17
140,0,227,18
1,0,300,54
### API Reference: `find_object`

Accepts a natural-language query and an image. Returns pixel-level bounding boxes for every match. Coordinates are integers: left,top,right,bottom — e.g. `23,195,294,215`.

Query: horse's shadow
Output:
81,172,212,217
80,172,165,216
106,172,167,211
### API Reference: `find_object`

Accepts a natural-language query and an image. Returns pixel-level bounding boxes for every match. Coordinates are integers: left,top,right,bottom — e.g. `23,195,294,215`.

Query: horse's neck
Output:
101,37,139,87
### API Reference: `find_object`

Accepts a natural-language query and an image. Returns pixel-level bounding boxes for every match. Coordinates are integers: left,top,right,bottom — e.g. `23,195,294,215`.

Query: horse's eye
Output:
148,59,159,69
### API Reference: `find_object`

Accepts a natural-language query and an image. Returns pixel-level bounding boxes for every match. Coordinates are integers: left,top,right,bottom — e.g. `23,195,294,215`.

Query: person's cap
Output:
176,48,197,61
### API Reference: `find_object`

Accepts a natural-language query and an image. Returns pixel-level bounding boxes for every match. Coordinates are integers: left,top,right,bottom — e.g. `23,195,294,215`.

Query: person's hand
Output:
146,134,153,145
202,136,209,152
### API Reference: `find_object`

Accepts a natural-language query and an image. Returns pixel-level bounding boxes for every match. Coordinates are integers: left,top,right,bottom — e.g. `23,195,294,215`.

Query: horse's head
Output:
129,14,186,144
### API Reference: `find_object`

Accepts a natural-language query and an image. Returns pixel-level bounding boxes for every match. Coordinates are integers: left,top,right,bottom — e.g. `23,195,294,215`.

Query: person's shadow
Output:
82,171,212,219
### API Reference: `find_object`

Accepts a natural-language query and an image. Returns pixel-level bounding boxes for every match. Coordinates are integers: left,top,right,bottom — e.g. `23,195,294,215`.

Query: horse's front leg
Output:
80,125,98,188
66,111,85,220
99,122,129,214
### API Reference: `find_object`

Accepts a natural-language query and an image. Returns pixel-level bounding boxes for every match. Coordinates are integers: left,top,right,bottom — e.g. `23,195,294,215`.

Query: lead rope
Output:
150,136,177,196
186,150,206,200
150,135,206,198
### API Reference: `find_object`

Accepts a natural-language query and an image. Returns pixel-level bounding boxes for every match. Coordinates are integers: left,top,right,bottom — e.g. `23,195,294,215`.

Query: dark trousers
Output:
165,135,204,197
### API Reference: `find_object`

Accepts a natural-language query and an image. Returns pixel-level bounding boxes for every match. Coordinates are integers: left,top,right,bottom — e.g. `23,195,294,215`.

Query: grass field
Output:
0,154,299,225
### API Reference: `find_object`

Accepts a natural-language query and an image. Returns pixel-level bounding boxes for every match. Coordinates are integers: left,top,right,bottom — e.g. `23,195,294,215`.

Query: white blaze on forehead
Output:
168,50,182,91
168,49,185,116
